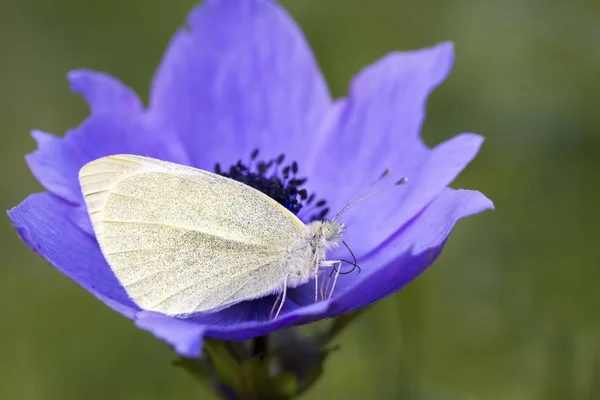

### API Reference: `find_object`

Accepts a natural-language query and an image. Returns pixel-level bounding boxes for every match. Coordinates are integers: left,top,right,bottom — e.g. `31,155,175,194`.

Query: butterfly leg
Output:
320,270,328,300
314,259,320,302
328,260,343,299
319,260,342,300
269,291,282,320
322,270,333,300
274,275,288,320
318,260,335,300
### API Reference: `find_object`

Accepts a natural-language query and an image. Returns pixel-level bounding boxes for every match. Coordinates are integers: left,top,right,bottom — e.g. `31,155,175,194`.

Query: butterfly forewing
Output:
79,154,305,316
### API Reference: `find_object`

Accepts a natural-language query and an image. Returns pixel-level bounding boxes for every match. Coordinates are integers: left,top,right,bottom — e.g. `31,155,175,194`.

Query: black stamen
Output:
257,162,268,174
214,149,328,218
289,178,307,186
236,160,247,171
318,208,329,220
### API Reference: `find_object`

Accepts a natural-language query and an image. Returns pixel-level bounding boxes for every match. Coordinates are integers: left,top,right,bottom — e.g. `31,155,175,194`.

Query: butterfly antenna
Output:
377,168,392,181
332,177,408,222
348,168,392,204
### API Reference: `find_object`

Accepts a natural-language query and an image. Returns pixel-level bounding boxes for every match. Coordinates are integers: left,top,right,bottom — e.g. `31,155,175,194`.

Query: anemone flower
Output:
8,0,492,364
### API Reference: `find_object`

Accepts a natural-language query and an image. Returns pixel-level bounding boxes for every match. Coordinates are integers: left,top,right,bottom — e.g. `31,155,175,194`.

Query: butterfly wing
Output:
79,154,304,316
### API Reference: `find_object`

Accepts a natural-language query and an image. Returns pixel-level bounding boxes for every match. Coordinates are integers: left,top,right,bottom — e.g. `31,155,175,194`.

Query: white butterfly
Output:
79,154,348,319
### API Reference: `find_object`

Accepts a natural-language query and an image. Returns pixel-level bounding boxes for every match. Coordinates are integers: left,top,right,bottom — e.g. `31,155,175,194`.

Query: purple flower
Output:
8,0,493,357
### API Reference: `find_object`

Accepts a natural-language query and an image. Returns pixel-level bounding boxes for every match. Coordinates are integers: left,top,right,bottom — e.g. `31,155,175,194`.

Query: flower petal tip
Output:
480,192,495,211
436,40,455,54
460,132,485,145
457,189,494,215
8,197,44,257
67,69,107,99
25,130,51,163
66,69,142,116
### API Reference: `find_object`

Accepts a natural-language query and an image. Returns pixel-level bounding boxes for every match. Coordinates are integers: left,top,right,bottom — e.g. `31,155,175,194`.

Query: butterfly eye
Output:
322,223,335,240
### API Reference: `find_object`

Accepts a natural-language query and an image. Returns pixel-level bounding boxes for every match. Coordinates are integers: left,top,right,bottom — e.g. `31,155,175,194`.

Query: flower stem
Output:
252,335,268,359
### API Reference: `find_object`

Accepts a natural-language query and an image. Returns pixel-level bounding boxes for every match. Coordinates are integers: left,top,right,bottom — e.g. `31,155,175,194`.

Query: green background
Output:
1,0,598,398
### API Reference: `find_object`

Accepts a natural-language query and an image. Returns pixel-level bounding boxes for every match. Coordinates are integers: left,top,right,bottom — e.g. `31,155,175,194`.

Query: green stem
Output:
252,335,268,359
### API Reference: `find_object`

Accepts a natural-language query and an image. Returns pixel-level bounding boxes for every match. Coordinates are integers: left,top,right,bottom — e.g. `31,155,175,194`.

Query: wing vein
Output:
101,220,274,247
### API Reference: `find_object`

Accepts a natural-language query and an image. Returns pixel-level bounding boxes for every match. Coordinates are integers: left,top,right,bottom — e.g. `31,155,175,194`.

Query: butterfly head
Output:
305,219,344,251
321,220,344,245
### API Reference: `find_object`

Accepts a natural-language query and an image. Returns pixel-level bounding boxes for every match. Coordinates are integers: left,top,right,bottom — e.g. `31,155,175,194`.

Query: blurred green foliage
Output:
1,0,599,398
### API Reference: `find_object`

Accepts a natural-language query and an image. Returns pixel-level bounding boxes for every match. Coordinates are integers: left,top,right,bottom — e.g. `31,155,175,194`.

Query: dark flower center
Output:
214,149,329,221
